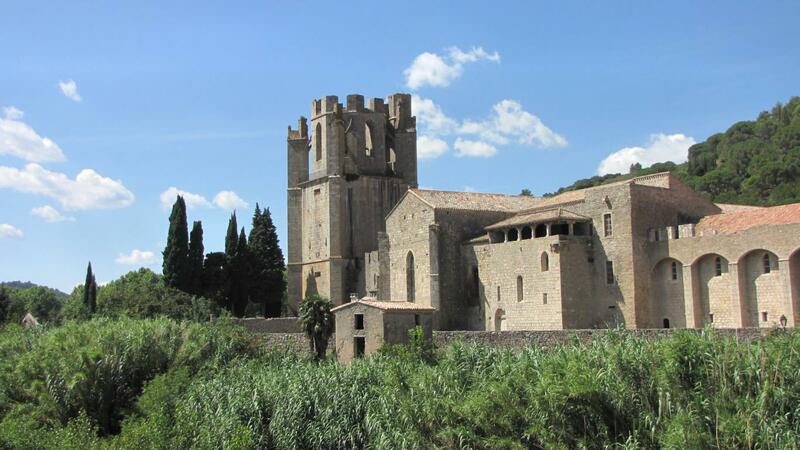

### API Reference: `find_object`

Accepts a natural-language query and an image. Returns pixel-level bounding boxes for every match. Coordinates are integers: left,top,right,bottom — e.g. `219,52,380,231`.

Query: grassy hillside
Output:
548,96,800,206
1,319,799,449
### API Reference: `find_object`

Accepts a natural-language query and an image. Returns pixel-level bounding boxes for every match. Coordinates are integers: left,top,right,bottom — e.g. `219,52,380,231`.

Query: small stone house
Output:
332,299,434,363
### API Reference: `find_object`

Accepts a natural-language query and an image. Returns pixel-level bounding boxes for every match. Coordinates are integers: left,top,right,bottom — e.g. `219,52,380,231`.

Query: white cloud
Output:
417,136,449,160
0,108,66,162
458,100,567,148
115,249,157,266
2,106,23,120
412,96,458,136
404,46,500,89
213,190,248,210
0,163,134,210
160,187,212,210
31,205,74,223
597,133,696,175
58,79,82,102
463,185,477,192
448,46,501,64
454,138,497,158
0,224,23,239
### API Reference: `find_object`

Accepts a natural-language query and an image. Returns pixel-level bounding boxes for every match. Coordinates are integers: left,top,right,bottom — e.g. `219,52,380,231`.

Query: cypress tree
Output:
248,205,287,317
225,212,238,257
83,262,97,314
188,221,204,295
230,227,250,317
163,195,190,291
0,287,8,324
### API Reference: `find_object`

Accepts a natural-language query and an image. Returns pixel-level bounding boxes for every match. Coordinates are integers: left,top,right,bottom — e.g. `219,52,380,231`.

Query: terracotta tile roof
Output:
486,208,591,230
409,189,542,212
331,299,436,312
697,203,800,234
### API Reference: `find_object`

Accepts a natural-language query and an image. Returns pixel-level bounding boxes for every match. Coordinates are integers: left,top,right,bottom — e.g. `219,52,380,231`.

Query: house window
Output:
541,252,549,272
671,261,678,280
542,293,548,305
763,253,772,274
606,261,615,284
715,257,722,276
354,314,364,330
516,276,523,302
354,337,365,358
762,311,768,322
603,213,613,237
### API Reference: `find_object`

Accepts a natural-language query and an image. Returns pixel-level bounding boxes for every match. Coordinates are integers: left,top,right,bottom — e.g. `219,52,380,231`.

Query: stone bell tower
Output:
286,93,417,310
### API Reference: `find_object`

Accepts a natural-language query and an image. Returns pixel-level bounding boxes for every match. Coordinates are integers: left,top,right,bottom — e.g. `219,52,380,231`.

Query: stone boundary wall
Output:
239,325,772,355
232,317,301,334
432,328,770,352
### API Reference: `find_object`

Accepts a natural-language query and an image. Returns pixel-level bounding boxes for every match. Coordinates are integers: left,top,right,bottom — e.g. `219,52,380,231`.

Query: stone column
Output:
682,264,698,328
728,262,745,327
779,258,796,327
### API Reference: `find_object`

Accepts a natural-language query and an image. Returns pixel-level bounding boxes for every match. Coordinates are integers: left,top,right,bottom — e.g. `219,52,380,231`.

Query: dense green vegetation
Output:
547,97,800,206
1,319,799,449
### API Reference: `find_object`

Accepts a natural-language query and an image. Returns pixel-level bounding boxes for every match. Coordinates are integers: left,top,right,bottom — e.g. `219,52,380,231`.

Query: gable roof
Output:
485,207,591,230
697,203,800,234
331,299,436,313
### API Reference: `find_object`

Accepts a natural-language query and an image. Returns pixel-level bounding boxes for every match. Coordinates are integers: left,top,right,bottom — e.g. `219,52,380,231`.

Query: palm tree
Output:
298,294,334,360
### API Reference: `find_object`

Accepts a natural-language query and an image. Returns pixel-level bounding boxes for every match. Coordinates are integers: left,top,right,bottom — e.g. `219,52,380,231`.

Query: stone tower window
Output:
715,257,723,276
364,122,374,157
542,292,548,304
603,213,613,237
516,276,523,302
606,261,615,284
663,318,670,329
763,253,772,274
534,224,547,238
671,261,678,280
762,311,768,322
541,252,549,272
315,123,322,162
470,267,480,306
406,251,415,303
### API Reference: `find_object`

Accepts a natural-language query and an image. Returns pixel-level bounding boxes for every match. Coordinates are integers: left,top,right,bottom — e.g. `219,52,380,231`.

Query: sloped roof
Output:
486,208,591,230
408,189,542,212
331,299,436,313
697,203,800,234
715,203,764,214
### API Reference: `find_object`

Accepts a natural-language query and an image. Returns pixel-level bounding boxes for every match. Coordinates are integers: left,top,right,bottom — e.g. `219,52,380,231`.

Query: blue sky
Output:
1,1,799,292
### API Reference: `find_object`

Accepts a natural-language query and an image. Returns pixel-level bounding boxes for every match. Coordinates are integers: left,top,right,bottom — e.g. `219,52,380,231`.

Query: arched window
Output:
541,252,549,272
494,309,506,331
507,228,518,242
364,122,374,157
671,261,678,280
715,257,722,276
521,226,532,240
663,318,670,329
315,123,322,161
763,253,772,274
534,224,547,238
406,251,415,302
516,276,523,302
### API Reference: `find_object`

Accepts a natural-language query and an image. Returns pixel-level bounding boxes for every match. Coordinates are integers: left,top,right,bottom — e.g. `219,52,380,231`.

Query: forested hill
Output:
0,281,67,297
547,96,800,206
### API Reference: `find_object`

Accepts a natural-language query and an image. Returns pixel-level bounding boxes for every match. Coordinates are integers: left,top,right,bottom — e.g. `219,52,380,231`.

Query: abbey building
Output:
288,94,800,331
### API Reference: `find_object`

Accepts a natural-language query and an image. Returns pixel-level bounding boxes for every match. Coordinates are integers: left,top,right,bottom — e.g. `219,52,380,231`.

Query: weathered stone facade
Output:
331,300,434,363
287,94,417,311
288,94,800,332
